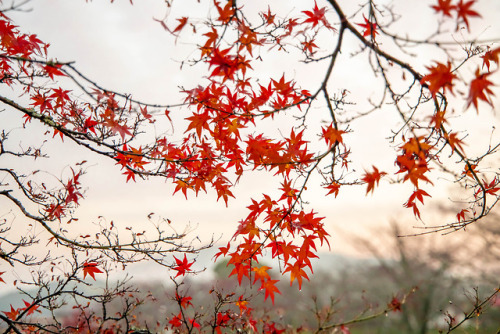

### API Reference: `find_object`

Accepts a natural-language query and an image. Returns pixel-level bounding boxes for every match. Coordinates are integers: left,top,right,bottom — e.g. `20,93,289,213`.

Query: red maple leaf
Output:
173,254,194,277
340,325,352,334
467,69,495,110
456,0,480,31
272,74,294,97
188,318,200,331
103,118,132,140
82,261,103,280
431,0,456,17
30,92,53,113
208,47,240,81
456,208,469,222
169,313,183,328
45,203,66,220
83,117,98,134
0,271,5,284
262,6,276,25
302,38,318,54
22,300,40,316
43,63,65,79
172,17,188,34
229,260,251,284
302,1,332,29
482,47,500,71
175,293,193,309
215,312,231,334
484,178,500,196
214,241,231,261
357,15,378,38
264,322,285,334
139,105,155,123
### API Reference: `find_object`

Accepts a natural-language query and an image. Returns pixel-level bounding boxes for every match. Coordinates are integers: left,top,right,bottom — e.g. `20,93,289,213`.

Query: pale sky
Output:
1,0,500,264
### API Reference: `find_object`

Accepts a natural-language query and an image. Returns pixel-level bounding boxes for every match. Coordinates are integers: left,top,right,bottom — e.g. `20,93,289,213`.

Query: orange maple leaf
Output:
214,0,235,24
325,182,341,197
262,6,275,25
444,131,466,153
362,166,387,195
185,111,211,138
462,163,478,178
234,218,260,240
173,179,192,199
403,189,431,219
259,278,281,304
82,261,103,280
252,265,271,284
321,124,345,147
235,295,248,313
2,305,19,320
420,61,457,97
427,109,448,130
202,27,218,56
402,163,433,188
284,262,309,290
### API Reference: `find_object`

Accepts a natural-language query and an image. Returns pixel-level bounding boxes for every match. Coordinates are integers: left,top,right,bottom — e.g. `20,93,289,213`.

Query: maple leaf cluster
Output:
431,0,481,31
1,1,500,331
2,300,41,321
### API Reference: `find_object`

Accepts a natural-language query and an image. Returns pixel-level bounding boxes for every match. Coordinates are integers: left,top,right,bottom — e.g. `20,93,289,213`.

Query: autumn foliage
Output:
1,0,500,332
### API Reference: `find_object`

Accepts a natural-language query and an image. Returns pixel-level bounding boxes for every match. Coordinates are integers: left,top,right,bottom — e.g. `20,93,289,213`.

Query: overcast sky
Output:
2,0,500,261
